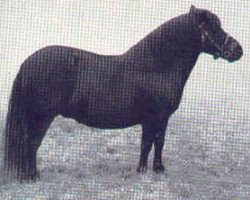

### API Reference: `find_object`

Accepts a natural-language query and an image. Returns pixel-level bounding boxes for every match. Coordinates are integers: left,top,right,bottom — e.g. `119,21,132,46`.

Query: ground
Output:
0,98,250,200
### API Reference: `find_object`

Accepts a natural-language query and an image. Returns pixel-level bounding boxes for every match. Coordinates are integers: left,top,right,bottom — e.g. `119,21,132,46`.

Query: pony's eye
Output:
208,20,221,33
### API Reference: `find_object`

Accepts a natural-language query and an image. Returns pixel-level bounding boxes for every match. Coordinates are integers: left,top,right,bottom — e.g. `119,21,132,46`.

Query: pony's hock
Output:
3,6,243,181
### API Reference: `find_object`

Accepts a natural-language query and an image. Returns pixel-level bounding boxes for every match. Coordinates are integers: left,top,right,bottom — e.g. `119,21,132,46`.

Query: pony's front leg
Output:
137,115,169,173
153,119,168,173
136,115,167,173
136,121,155,173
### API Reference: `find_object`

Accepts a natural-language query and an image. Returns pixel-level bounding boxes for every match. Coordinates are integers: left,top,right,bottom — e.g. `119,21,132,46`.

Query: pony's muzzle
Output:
234,44,243,60
226,37,243,62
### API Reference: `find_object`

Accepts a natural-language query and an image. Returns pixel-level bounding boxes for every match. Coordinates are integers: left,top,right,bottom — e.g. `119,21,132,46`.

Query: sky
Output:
0,0,249,117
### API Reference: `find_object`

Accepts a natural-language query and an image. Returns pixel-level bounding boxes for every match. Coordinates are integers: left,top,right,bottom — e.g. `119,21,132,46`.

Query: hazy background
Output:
0,0,250,116
0,1,250,199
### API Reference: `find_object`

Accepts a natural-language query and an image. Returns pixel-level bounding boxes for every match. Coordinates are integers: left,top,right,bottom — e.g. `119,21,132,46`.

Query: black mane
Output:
125,12,202,73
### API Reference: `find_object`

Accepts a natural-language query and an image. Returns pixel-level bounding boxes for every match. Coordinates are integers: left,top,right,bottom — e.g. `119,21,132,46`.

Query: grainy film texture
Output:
0,1,249,199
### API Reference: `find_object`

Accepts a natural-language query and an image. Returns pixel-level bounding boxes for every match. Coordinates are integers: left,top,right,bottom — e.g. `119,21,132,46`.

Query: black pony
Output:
3,6,243,181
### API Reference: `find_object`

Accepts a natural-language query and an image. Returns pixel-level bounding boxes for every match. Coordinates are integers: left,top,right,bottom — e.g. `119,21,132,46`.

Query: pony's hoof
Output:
136,164,147,173
153,163,165,173
19,170,40,183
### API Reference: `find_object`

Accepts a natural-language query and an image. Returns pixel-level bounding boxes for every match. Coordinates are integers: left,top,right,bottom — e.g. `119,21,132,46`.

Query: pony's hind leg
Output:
21,112,54,181
3,99,54,182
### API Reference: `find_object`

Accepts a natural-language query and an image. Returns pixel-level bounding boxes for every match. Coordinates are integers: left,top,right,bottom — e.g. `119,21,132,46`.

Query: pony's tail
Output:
2,74,54,182
3,100,25,181
3,72,42,182
2,77,34,181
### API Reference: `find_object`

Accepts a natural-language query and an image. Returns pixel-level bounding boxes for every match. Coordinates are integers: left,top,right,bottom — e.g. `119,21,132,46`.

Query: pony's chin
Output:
225,54,242,63
226,57,238,63
213,55,235,62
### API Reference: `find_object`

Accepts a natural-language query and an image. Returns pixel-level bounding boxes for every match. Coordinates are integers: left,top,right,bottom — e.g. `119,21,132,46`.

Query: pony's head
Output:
190,5,243,62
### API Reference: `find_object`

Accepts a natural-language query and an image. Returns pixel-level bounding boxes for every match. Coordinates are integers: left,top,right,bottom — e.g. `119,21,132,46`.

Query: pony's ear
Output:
190,5,205,15
189,5,196,14
190,5,208,24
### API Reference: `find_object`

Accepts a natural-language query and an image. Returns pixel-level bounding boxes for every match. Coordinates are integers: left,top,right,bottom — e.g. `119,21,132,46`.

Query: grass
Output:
0,100,250,199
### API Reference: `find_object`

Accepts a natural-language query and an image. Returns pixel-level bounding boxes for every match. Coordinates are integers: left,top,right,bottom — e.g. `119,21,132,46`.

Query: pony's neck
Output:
125,13,202,74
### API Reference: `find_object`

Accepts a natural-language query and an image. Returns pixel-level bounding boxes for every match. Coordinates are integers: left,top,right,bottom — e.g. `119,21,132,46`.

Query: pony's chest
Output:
134,71,185,103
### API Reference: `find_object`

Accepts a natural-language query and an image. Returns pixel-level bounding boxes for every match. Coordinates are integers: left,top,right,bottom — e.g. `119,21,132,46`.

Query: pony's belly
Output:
70,106,140,129
74,112,140,129
80,117,139,129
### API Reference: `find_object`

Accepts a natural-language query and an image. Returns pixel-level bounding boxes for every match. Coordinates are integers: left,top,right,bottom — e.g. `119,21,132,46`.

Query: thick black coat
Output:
3,6,243,181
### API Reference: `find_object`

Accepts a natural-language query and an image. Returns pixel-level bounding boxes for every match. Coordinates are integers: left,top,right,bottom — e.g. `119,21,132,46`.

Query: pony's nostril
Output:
224,51,231,58
237,46,243,56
